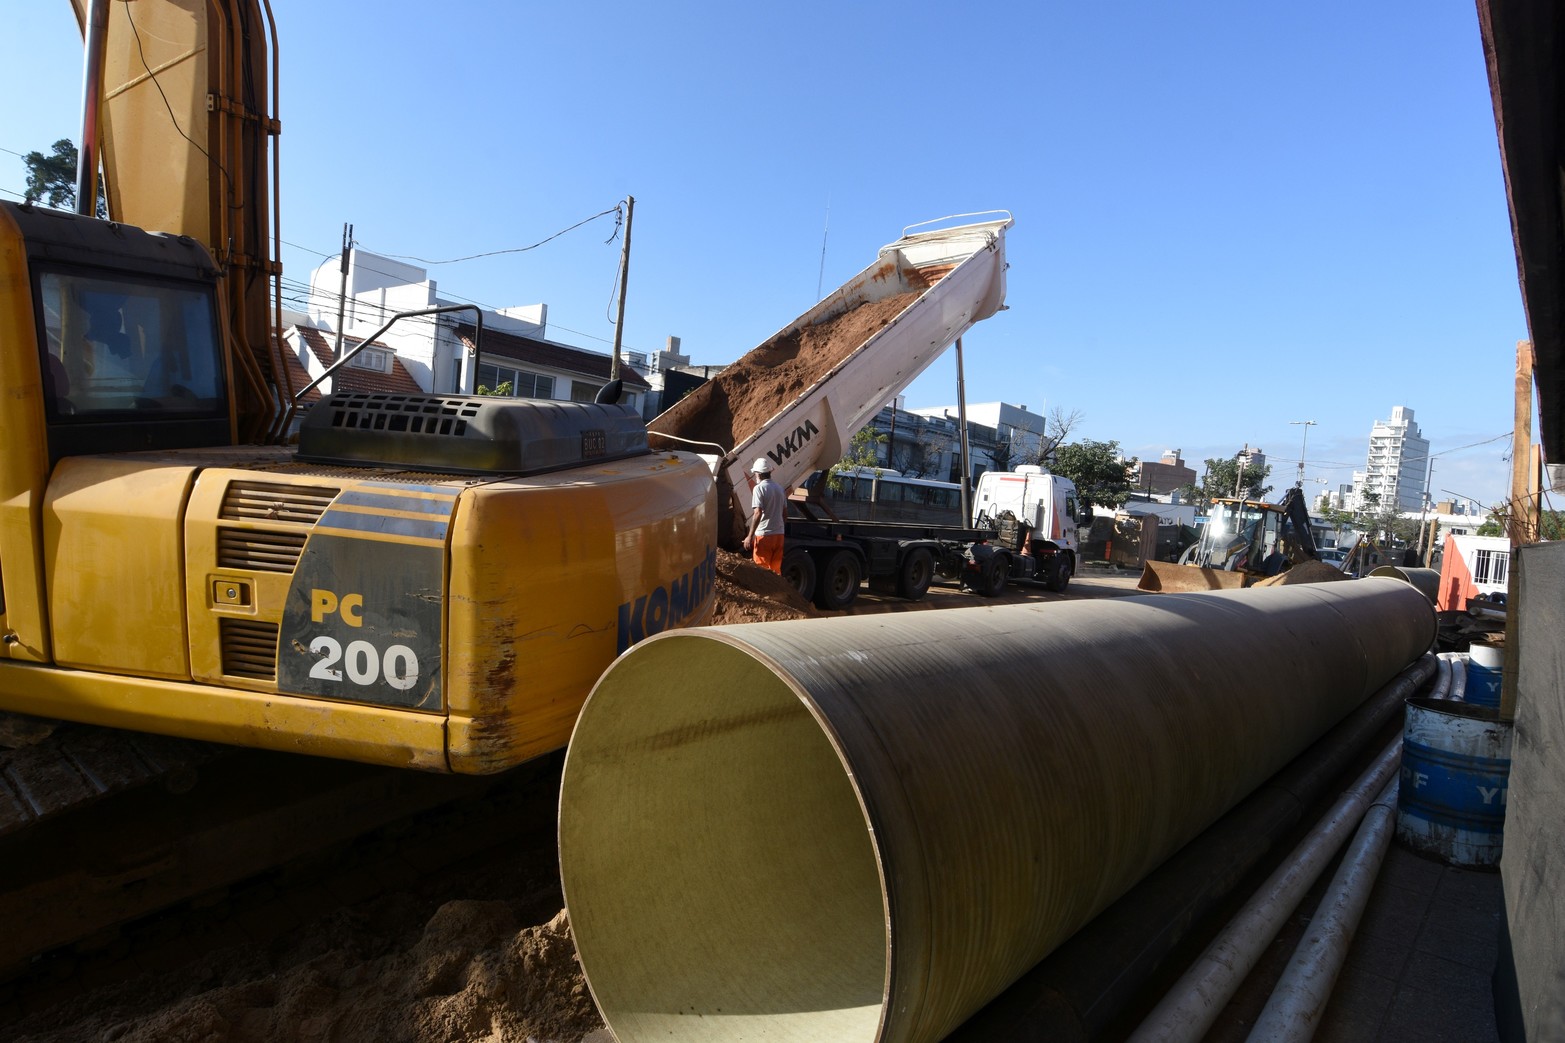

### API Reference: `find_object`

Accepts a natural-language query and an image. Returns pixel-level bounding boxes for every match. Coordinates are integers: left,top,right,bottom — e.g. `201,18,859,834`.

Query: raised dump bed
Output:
649,214,1013,541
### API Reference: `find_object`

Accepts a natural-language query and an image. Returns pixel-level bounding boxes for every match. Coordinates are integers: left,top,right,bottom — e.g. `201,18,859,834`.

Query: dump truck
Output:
649,216,1091,608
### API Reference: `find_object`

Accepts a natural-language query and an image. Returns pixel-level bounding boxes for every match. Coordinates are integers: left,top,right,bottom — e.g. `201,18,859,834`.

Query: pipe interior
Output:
559,635,887,1042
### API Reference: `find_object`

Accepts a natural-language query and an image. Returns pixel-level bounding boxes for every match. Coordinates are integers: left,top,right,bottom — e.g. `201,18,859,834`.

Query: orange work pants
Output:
753,535,785,574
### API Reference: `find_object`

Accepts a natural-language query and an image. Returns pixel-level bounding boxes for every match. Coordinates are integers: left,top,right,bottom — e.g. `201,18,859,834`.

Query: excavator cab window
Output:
37,269,225,419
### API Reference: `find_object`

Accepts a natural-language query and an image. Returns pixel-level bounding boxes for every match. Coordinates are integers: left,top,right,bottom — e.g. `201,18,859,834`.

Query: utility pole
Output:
610,196,634,382
1508,340,1538,544
1233,445,1250,499
1289,420,1316,489
1415,454,1435,565
955,337,972,525
1502,339,1536,721
887,402,897,470
333,223,353,362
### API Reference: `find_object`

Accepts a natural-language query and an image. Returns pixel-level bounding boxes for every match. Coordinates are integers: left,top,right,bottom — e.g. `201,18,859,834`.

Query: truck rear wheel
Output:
1045,552,1074,593
814,549,862,611
895,548,935,601
781,549,817,602
963,551,1009,597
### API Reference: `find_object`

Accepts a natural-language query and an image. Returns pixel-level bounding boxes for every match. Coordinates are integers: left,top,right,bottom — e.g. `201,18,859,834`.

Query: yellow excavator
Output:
0,0,716,774
1136,487,1321,593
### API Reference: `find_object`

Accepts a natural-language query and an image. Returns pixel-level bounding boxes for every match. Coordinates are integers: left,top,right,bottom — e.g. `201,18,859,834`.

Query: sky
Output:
1,2,1531,514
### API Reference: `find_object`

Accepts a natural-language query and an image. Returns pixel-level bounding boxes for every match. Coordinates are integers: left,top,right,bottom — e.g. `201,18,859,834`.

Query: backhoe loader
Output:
1136,487,1321,592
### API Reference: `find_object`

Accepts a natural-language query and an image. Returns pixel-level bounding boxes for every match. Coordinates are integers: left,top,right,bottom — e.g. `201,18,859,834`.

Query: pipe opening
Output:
559,635,887,1042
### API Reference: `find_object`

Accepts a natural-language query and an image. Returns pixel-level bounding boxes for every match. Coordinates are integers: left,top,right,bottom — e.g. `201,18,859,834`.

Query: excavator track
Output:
0,714,536,981
0,714,222,838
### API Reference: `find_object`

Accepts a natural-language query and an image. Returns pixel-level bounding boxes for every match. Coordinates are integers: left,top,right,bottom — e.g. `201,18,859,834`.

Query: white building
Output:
303,248,653,414
1356,405,1430,512
910,402,1050,467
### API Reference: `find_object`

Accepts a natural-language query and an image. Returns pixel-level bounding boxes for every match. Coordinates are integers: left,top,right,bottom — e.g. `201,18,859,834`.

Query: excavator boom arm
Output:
68,0,285,440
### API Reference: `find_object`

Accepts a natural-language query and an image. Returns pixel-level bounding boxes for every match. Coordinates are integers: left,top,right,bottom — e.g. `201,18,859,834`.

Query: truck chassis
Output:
780,512,1074,610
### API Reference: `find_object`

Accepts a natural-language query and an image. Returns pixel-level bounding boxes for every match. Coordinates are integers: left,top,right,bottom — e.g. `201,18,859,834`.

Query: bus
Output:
802,467,965,526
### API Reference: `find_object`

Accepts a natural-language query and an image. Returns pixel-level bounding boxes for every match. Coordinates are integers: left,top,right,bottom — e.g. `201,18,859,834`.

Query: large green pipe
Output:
558,579,1434,1043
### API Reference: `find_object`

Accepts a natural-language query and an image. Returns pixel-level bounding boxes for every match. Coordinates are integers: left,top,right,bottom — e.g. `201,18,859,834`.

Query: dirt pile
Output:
649,291,920,455
1253,560,1353,586
706,548,817,625
13,906,604,1043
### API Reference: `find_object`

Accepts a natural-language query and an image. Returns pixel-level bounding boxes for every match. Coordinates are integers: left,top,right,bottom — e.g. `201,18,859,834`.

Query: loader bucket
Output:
1137,560,1253,593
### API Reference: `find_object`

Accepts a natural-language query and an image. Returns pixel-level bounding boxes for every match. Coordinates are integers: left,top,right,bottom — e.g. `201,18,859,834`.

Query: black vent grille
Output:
217,528,308,573
220,481,339,524
296,392,649,476
221,619,278,680
324,393,481,436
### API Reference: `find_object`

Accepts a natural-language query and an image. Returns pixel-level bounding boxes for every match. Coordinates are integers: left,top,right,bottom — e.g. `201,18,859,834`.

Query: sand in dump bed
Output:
649,290,921,454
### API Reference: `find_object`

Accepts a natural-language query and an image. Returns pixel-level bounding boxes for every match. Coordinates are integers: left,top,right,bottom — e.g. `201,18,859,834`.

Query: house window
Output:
1473,548,1509,587
348,347,390,373
571,381,600,403
518,372,555,399
475,363,554,399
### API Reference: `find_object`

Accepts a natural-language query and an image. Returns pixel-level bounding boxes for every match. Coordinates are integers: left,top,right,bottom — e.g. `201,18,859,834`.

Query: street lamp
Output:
1289,420,1317,489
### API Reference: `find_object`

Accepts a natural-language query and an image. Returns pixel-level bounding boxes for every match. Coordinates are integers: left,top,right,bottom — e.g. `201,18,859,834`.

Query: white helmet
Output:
751,457,773,474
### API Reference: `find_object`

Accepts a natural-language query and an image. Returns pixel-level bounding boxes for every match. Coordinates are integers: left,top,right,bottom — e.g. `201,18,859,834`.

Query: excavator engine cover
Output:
297,392,649,475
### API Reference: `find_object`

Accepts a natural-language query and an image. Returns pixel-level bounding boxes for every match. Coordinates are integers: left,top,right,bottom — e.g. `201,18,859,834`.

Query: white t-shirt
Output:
751,477,787,538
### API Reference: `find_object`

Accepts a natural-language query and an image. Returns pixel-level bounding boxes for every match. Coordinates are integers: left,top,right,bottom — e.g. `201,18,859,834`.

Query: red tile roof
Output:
293,326,425,396
273,331,323,405
455,323,650,391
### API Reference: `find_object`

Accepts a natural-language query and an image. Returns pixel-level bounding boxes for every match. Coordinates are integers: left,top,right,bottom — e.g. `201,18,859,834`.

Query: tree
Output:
476,380,513,396
1476,507,1564,540
1318,505,1356,530
1181,455,1273,508
896,428,951,480
1033,407,1083,467
1052,439,1134,517
993,406,1083,472
22,139,106,218
1363,504,1420,549
828,427,886,492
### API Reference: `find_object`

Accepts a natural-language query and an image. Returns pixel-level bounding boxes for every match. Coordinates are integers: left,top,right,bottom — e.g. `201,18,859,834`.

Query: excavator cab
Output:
9,203,235,464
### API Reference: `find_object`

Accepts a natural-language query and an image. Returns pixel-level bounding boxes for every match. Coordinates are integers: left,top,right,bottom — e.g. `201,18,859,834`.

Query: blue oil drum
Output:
1397,697,1513,867
1466,643,1504,709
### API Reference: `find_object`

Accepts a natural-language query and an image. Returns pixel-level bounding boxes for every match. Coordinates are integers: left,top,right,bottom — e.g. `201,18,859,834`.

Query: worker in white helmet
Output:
742,456,787,574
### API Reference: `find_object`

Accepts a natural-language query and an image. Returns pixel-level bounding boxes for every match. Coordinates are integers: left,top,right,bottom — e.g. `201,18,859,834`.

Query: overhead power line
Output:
367,205,625,266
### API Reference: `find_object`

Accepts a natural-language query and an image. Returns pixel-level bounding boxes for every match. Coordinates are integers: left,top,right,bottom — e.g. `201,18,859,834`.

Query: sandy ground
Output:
1,565,1144,1043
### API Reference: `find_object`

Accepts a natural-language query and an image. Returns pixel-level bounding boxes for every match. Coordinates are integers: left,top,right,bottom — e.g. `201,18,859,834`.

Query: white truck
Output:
968,465,1083,586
